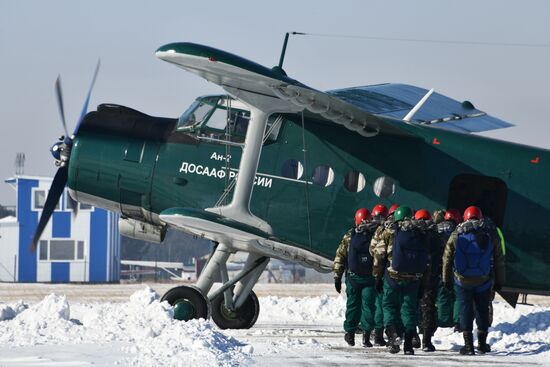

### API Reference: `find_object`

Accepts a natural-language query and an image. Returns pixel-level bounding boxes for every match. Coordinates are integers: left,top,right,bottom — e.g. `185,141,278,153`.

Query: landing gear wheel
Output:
161,285,210,321
211,290,260,329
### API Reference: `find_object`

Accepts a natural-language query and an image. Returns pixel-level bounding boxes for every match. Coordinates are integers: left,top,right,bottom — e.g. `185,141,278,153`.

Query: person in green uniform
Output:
434,209,461,330
370,204,390,346
333,208,380,347
370,206,430,355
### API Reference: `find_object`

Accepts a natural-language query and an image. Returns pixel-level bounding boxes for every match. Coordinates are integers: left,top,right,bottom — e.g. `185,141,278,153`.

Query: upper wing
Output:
328,84,514,133
155,42,407,137
156,42,513,136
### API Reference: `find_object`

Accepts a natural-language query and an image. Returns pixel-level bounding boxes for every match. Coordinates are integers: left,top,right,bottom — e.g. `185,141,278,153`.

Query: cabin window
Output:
177,97,218,129
373,176,395,198
202,107,251,141
312,165,335,187
344,170,366,192
179,96,282,143
281,159,304,180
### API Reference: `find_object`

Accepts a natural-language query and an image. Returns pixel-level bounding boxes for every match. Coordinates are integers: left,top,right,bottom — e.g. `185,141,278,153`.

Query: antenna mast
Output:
278,31,305,70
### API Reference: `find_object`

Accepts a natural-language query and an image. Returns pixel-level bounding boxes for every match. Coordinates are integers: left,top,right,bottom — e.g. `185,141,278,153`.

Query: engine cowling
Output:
119,218,167,244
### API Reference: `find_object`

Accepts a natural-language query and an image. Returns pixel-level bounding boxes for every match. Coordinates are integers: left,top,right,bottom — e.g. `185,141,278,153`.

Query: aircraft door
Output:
447,174,507,226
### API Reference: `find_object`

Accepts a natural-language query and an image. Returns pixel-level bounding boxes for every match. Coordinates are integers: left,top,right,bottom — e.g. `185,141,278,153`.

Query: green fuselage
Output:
68,101,550,294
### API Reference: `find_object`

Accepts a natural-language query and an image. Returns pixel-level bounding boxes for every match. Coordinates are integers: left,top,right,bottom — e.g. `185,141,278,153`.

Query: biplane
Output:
32,41,550,329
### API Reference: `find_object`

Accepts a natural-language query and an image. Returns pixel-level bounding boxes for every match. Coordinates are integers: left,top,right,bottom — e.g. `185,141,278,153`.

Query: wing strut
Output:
206,88,301,233
403,88,434,122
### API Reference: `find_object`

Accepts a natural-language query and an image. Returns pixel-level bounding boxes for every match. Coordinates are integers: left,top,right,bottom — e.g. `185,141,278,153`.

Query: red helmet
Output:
388,204,400,216
371,204,389,218
414,209,431,220
444,208,461,224
463,206,483,221
355,208,371,225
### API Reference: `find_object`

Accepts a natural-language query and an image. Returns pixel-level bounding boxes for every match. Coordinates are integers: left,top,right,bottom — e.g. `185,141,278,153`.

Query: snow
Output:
0,287,250,366
0,285,549,366
0,215,16,223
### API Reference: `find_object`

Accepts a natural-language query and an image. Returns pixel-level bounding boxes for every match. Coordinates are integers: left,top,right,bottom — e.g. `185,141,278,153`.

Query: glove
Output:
494,283,502,292
334,278,342,294
375,277,383,293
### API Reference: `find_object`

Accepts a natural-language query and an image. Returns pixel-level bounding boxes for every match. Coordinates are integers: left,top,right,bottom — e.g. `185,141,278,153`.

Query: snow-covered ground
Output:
0,284,549,366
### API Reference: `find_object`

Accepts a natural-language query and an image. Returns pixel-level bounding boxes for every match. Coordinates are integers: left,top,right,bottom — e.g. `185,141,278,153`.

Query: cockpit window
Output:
177,96,219,129
177,95,283,143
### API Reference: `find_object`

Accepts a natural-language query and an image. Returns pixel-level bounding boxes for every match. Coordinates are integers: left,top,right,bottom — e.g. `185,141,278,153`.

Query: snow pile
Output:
258,294,345,324
488,303,550,356
0,301,27,321
0,287,251,366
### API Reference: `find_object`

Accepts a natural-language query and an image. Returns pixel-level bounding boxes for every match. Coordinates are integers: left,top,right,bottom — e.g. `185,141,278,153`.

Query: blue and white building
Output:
0,175,120,282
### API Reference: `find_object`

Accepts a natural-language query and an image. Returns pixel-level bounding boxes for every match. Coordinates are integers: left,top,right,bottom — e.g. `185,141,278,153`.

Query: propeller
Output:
30,60,101,252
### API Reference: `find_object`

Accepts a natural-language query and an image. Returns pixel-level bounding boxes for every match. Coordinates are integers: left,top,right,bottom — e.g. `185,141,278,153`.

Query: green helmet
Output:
394,206,413,222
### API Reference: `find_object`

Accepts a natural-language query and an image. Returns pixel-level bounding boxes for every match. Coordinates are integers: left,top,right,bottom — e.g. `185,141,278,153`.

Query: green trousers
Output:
437,284,460,327
382,277,421,333
374,291,384,331
344,273,377,333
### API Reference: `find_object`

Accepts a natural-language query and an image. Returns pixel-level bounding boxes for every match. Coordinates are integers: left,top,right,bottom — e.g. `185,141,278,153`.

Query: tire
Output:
211,290,260,329
161,285,210,321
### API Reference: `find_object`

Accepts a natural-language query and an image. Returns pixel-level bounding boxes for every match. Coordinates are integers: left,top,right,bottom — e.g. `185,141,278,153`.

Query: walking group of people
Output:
333,204,505,355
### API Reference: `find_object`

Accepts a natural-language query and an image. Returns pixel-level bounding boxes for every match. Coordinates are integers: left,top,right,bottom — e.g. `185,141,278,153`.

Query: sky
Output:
0,0,549,205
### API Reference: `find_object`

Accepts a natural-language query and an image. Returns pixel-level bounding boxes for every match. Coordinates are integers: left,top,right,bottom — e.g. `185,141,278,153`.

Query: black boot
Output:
453,323,461,333
459,331,475,355
344,331,355,346
386,325,401,354
404,331,415,355
422,329,436,352
374,328,387,346
362,331,373,347
477,331,491,353
412,330,421,349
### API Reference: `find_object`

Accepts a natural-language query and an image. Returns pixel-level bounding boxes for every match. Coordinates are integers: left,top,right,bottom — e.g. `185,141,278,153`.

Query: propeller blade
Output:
30,166,68,252
55,76,69,138
73,59,101,135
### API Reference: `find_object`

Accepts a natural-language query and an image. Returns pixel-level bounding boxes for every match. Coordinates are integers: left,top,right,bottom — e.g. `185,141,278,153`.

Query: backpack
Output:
391,227,429,274
348,229,374,276
454,230,492,278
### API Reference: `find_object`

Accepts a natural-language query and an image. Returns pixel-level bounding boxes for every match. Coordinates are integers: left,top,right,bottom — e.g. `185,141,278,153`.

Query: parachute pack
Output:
348,228,375,276
454,231,492,278
391,225,429,274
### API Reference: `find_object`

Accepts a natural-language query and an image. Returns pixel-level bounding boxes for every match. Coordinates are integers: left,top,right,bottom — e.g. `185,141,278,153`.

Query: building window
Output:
373,176,395,198
50,240,75,260
33,189,60,211
34,190,46,209
37,239,85,261
39,240,48,260
312,165,335,187
77,241,85,260
344,170,366,192
281,159,304,180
